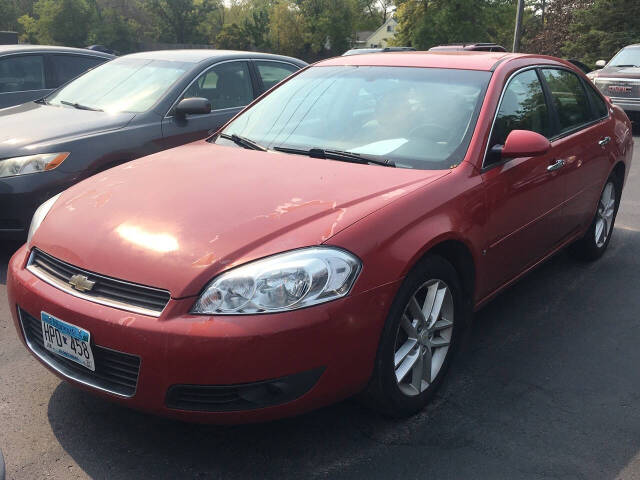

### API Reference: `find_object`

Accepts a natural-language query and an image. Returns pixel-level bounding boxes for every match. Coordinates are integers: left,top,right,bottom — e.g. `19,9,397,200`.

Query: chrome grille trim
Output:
27,249,170,317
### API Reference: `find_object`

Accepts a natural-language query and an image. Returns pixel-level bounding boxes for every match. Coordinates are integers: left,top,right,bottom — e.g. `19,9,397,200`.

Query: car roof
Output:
0,44,114,58
122,49,307,65
317,51,525,71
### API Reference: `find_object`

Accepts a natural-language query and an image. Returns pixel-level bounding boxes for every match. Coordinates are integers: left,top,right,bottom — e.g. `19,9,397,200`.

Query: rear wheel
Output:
570,172,621,261
362,255,466,417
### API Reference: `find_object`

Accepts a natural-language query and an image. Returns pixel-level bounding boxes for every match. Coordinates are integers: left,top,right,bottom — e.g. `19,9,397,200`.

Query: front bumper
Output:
8,245,399,423
610,97,640,113
0,169,78,240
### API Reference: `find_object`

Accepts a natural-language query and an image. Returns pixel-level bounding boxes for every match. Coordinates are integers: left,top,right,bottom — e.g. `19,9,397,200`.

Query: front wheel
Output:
362,255,466,417
570,172,621,261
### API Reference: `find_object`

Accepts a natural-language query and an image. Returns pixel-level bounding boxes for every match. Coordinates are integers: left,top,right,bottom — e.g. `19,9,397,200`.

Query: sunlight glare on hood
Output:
115,224,178,253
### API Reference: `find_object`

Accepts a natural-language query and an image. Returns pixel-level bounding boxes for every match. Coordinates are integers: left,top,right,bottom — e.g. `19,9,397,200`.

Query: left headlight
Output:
0,152,69,179
192,247,362,315
27,193,61,244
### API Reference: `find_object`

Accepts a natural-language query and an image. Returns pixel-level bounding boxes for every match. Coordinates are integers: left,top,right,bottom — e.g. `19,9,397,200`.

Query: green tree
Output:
18,0,92,46
562,0,640,64
88,5,142,53
268,1,307,57
297,0,358,56
215,23,252,49
0,1,20,30
144,0,217,43
394,0,519,50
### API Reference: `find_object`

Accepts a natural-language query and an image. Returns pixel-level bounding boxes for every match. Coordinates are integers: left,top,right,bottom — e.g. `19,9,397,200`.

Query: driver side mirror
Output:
501,130,551,158
174,97,211,118
595,59,607,68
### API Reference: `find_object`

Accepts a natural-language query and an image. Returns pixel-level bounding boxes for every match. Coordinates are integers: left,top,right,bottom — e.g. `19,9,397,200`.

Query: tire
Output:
362,254,468,417
570,171,622,261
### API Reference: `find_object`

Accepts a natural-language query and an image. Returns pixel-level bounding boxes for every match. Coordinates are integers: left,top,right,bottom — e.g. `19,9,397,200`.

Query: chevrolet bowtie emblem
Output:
69,274,95,293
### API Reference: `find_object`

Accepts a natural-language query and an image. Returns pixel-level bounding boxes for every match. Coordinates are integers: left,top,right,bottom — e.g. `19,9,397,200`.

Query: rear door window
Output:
51,55,106,87
541,68,593,134
584,81,609,120
255,61,299,90
0,55,45,93
181,61,254,111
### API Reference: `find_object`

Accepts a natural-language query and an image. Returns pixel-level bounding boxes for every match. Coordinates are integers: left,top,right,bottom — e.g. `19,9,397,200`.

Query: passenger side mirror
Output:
501,130,551,158
174,97,211,118
595,60,607,68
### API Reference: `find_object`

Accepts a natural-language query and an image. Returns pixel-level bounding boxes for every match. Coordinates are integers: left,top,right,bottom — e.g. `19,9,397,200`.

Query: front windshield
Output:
47,58,191,113
217,66,491,169
609,47,640,67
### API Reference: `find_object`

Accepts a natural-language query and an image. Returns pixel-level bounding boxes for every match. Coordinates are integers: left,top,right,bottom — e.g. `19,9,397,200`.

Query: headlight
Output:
0,152,69,179
192,247,361,315
27,193,61,244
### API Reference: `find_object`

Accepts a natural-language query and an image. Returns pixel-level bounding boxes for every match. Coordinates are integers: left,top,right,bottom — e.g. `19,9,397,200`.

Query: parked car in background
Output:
588,44,640,121
9,51,632,424
343,47,415,56
429,43,507,52
0,49,306,240
0,45,113,108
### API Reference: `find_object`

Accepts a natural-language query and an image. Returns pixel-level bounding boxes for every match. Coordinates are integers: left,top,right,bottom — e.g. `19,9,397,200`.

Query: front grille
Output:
166,368,324,412
595,79,640,99
27,249,170,317
19,308,140,397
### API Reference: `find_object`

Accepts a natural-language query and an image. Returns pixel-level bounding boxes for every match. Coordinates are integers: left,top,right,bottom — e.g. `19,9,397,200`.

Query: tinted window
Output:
51,55,106,86
584,81,608,119
182,61,253,110
255,61,298,90
0,55,45,93
490,69,550,149
542,68,592,134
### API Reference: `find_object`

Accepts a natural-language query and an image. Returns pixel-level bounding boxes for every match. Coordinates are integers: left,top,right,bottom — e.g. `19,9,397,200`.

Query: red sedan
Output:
7,52,633,423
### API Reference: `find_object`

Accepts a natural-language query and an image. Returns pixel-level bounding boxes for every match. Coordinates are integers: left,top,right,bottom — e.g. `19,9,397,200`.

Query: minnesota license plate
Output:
40,312,95,371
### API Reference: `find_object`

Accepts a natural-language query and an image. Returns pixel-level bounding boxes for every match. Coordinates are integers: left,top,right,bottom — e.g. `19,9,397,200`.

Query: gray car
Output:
0,45,113,108
0,49,307,240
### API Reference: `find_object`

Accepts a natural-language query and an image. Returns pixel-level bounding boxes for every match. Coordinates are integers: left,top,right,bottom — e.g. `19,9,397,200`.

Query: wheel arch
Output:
405,234,478,309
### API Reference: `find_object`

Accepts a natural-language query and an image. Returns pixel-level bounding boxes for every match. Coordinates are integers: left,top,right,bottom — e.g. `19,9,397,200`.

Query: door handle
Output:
547,159,565,172
599,136,611,146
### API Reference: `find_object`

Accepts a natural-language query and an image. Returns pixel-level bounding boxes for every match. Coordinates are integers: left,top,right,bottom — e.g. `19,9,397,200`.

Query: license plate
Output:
40,312,95,371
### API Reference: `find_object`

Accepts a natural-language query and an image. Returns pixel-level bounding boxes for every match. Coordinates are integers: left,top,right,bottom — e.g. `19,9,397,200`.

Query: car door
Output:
161,60,255,148
253,60,300,94
539,67,614,236
0,54,49,108
480,68,568,292
49,54,108,88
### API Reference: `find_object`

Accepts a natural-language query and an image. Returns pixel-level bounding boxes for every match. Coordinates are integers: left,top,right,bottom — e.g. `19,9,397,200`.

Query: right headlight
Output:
27,193,61,244
191,247,362,315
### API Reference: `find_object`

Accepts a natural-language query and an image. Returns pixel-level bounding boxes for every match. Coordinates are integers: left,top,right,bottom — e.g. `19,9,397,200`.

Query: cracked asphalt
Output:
1,132,640,479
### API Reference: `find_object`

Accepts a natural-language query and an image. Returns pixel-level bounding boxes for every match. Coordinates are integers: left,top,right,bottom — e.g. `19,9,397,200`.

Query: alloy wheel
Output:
595,181,616,248
393,279,454,396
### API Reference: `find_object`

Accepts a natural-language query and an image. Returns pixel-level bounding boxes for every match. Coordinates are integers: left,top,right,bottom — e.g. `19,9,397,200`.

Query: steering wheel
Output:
408,123,451,143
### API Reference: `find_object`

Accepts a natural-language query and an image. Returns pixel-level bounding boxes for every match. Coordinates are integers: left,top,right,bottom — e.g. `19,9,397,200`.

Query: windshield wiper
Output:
273,146,396,167
612,64,639,68
60,100,102,112
219,133,267,151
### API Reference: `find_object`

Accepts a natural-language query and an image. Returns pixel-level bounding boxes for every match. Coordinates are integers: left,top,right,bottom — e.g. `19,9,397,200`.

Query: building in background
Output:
354,17,398,49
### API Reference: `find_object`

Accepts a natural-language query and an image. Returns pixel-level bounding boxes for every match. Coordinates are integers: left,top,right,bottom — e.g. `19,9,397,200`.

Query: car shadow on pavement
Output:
45,226,640,479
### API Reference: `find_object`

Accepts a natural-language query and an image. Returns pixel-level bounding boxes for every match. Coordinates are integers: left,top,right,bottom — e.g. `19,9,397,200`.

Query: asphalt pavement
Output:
1,133,640,479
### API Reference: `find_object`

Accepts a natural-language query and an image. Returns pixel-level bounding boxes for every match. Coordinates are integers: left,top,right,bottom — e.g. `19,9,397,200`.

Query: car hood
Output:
33,142,448,298
0,102,134,155
595,65,640,79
